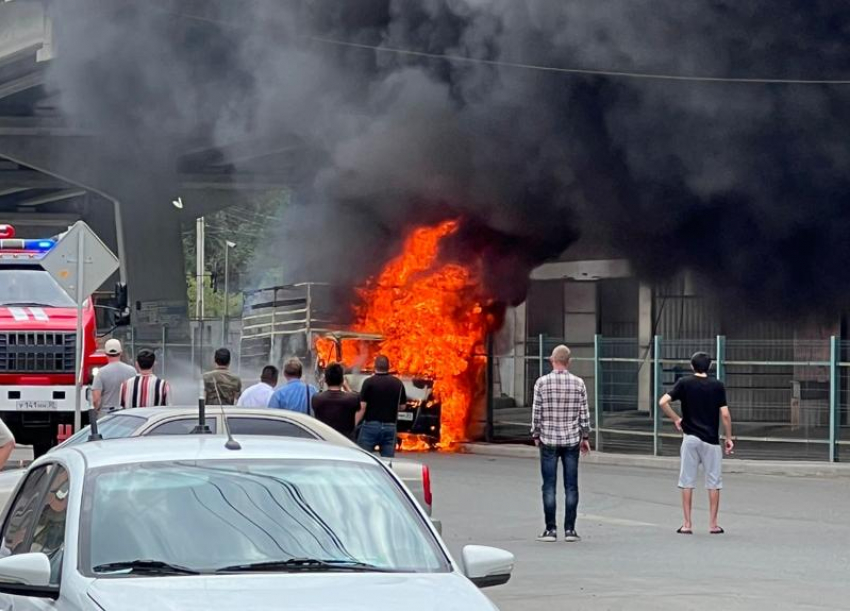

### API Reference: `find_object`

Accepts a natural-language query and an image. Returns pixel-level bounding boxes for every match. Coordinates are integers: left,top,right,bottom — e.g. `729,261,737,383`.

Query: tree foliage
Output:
183,190,289,318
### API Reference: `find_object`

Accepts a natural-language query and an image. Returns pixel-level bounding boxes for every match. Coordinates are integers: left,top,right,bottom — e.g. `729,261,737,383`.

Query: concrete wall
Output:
520,261,651,416
563,281,597,411
494,303,527,405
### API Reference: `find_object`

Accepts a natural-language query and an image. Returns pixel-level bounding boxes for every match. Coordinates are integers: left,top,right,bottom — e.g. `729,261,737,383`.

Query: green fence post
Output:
830,336,838,463
715,335,726,383
594,334,602,452
538,334,545,379
653,335,662,457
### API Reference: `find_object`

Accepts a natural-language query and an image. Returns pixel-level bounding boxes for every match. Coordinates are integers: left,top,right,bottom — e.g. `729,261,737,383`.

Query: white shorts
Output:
678,434,723,490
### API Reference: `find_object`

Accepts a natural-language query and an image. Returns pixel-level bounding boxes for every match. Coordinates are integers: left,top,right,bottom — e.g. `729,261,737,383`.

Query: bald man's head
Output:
550,345,571,366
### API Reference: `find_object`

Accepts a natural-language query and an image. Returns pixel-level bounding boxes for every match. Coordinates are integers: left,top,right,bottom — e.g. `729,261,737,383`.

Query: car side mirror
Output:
0,552,58,600
111,283,131,328
462,545,514,589
112,308,131,327
114,282,128,311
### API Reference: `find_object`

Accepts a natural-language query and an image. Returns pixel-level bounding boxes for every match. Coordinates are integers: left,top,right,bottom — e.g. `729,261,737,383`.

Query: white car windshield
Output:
0,268,75,308
81,459,448,575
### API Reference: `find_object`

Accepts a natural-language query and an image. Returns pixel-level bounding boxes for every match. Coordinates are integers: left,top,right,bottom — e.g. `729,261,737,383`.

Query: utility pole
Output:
195,216,205,378
196,216,205,321
223,240,235,345
73,228,84,431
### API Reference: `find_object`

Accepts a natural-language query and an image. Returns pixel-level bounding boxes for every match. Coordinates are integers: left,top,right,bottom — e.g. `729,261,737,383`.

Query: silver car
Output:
0,436,513,610
0,407,435,522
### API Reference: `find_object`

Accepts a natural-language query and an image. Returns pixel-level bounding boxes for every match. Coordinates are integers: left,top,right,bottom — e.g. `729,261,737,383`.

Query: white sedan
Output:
0,436,513,610
0,407,435,520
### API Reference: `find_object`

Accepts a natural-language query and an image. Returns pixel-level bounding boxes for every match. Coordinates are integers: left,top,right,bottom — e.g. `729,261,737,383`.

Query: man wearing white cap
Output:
92,339,136,416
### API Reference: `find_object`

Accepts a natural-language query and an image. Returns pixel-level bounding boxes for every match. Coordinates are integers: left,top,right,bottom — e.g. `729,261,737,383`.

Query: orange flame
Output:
315,336,380,371
351,220,496,450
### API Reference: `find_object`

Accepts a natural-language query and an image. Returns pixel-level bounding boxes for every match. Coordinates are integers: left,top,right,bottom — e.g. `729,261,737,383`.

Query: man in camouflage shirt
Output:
203,348,242,405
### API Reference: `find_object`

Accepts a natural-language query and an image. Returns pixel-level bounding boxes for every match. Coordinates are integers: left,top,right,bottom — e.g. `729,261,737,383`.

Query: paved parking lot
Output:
414,452,850,611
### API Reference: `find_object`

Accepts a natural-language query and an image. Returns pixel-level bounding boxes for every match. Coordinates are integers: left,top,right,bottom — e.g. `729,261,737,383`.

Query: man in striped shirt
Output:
120,349,170,408
531,345,591,543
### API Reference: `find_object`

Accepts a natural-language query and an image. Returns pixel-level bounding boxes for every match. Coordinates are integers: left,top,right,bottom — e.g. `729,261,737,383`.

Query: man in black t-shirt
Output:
312,362,364,439
357,355,407,457
660,352,734,535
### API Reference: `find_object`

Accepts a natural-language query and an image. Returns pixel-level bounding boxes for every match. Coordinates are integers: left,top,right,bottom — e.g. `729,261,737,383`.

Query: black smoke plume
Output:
46,0,850,318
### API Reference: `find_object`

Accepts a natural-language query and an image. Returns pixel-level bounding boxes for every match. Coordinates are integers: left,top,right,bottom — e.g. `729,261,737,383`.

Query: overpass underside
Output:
0,2,302,340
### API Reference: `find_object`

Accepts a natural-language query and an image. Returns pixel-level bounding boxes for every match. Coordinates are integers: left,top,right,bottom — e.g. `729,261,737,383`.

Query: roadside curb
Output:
458,443,850,478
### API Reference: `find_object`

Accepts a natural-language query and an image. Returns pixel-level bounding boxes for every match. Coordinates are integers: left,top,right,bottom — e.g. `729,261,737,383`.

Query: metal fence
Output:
110,323,245,405
490,335,848,462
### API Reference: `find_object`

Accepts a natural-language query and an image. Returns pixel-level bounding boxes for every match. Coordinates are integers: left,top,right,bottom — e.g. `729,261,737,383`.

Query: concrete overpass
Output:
0,1,307,338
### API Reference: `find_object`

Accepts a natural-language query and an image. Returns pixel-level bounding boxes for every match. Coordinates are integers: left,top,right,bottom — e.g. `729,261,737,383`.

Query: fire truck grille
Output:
0,332,77,373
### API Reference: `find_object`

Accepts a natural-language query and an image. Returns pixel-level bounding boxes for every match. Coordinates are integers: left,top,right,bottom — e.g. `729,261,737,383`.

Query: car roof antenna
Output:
87,409,103,441
210,377,241,451
220,402,241,451
190,396,212,435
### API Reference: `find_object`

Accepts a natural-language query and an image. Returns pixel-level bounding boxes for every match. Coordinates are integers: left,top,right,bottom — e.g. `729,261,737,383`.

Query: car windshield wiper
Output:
217,558,396,573
92,559,201,576
0,302,58,307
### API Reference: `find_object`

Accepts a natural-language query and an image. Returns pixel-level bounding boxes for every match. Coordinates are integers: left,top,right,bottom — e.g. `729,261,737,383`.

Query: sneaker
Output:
536,529,557,542
564,530,581,543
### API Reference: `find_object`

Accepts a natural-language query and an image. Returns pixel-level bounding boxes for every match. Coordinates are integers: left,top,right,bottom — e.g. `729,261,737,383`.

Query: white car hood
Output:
88,572,498,611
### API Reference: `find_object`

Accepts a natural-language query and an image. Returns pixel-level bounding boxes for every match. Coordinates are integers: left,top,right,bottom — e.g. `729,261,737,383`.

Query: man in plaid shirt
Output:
531,345,591,543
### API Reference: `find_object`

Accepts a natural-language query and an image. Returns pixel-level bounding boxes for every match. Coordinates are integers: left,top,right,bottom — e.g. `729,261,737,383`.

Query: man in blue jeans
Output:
358,355,406,457
531,345,591,543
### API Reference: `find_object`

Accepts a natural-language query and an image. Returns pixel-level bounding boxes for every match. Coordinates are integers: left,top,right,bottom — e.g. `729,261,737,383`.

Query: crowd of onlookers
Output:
91,340,408,458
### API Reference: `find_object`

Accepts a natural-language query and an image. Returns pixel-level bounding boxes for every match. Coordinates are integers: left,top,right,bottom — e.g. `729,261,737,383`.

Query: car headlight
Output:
91,367,100,378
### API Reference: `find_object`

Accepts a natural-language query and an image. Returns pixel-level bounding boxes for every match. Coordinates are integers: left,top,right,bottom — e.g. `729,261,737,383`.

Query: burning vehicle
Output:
240,220,497,451
239,295,443,449
314,332,442,449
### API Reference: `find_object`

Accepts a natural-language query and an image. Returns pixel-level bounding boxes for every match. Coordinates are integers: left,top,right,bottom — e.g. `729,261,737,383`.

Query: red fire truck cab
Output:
0,224,124,456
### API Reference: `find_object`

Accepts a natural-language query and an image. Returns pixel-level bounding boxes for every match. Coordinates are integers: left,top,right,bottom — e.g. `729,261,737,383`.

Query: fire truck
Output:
0,224,129,457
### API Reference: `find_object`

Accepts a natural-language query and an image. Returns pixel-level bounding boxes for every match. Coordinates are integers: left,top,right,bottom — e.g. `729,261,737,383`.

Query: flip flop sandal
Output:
710,527,725,535
676,527,693,535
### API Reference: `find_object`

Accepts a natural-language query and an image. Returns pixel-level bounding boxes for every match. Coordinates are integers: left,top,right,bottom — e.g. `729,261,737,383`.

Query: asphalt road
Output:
411,452,850,611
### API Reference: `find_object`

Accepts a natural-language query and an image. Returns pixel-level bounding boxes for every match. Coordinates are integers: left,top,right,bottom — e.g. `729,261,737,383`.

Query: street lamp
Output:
172,196,203,320
173,196,204,378
223,239,236,344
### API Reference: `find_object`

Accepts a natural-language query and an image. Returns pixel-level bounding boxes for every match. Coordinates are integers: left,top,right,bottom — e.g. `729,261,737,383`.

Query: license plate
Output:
16,401,57,411
397,412,414,421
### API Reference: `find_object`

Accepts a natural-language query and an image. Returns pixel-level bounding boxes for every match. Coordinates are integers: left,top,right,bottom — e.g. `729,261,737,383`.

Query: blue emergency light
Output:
0,224,57,257
0,239,55,251
31,240,56,250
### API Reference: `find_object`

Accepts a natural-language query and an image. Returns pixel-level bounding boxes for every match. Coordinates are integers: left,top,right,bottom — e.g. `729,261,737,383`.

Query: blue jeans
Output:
540,443,580,531
358,421,398,457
